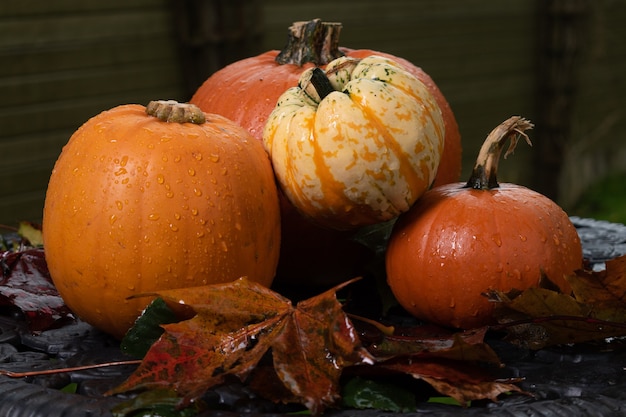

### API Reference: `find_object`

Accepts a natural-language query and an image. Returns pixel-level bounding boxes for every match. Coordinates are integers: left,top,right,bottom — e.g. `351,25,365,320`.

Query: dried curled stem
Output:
466,116,534,190
146,100,206,124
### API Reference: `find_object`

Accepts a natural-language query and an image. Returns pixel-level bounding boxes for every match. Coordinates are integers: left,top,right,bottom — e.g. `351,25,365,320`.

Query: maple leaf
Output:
109,277,374,415
379,358,524,405
490,254,626,348
0,248,74,331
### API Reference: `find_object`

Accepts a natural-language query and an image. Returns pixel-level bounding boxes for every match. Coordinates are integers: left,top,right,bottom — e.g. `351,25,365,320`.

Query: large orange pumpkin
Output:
385,117,583,329
43,100,281,339
190,19,460,285
263,55,445,230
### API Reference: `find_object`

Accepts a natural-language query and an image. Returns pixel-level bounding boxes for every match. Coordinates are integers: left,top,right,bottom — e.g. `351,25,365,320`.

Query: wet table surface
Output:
1,216,626,417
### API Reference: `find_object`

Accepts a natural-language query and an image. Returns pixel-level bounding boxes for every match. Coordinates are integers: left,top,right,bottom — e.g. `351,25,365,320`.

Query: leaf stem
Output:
0,360,142,378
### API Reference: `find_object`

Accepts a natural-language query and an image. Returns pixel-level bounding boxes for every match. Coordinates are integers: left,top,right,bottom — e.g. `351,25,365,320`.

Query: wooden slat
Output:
0,0,186,225
0,10,173,50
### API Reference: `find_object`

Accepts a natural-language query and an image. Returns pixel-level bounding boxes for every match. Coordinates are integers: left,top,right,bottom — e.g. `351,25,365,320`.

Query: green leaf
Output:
111,389,200,417
121,297,180,358
427,396,467,406
60,382,78,394
341,376,416,412
17,221,43,247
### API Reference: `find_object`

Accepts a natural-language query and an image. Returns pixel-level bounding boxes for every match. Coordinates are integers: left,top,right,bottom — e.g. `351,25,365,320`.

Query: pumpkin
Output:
42,100,281,339
190,19,460,285
385,117,583,329
263,55,445,230
190,19,461,187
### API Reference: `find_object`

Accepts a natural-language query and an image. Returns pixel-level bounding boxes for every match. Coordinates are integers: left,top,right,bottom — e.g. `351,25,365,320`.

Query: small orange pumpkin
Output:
42,100,281,339
385,117,583,329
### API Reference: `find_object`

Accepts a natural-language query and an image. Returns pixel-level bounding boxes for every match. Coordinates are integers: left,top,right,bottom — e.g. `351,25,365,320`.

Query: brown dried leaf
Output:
381,358,524,405
492,254,626,348
109,277,373,414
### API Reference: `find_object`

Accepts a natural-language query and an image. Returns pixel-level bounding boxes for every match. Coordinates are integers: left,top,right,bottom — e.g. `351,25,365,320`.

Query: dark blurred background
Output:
1,0,625,228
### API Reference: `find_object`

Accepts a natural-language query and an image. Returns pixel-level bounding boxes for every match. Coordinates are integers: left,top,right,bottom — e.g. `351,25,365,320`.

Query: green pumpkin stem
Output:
275,19,345,66
146,100,206,124
465,116,534,190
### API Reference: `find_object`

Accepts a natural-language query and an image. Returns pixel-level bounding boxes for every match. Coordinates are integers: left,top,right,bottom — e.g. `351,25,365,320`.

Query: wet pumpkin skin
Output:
42,102,281,339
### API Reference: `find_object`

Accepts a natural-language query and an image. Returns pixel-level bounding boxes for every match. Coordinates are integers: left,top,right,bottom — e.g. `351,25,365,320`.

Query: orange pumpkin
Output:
42,100,281,339
385,117,583,329
263,55,445,230
190,20,460,285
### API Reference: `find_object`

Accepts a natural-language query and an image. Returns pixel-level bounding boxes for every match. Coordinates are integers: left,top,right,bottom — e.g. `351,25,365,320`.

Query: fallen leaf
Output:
569,254,626,322
0,248,74,331
365,325,502,365
380,358,524,405
491,254,626,348
109,277,373,415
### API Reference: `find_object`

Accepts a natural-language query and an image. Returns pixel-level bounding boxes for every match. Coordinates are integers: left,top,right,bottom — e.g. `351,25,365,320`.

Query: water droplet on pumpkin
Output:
109,214,117,225
114,167,127,176
194,153,203,161
162,155,169,162
234,222,242,231
147,143,155,150
553,235,560,246
156,174,165,184
170,224,178,232
188,168,195,176
165,191,174,198
115,201,123,210
120,155,129,167
495,263,504,273
519,235,527,242
492,234,502,247
148,213,160,221
191,208,199,216
174,155,181,162
174,213,181,220
194,188,202,197
196,231,205,238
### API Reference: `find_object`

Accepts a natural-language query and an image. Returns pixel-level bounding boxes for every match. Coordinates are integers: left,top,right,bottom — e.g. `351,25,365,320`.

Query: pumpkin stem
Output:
146,100,206,124
309,68,337,101
275,19,345,66
465,116,534,190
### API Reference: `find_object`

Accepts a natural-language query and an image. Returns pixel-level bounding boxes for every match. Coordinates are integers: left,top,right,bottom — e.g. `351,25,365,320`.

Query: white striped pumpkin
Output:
262,55,445,230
